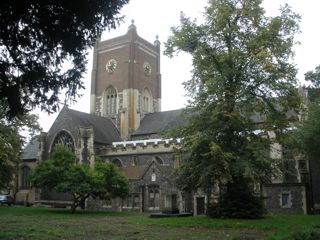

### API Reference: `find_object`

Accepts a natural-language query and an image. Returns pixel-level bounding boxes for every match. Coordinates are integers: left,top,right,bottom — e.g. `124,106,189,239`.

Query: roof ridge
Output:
66,108,116,122
144,109,183,116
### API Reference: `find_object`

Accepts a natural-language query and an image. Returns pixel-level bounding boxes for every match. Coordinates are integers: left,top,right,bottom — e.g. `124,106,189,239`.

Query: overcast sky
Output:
37,0,320,132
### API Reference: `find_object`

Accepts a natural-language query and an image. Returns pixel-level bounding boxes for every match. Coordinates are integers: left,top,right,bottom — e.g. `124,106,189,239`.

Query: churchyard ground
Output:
0,206,320,240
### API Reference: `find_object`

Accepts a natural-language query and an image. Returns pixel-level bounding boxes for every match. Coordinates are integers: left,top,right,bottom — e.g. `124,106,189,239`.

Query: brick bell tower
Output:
90,20,161,139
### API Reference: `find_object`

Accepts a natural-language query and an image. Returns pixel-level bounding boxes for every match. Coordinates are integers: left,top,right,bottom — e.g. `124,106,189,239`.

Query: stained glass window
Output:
21,166,31,189
52,131,74,151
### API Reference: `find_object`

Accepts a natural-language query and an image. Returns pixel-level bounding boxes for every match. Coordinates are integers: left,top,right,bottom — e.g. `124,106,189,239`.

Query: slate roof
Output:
159,165,174,180
132,109,184,137
121,165,147,179
21,137,39,160
121,162,175,182
54,107,121,145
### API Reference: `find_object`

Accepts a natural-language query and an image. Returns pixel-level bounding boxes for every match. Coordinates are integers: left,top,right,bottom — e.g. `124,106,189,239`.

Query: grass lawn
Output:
0,206,319,240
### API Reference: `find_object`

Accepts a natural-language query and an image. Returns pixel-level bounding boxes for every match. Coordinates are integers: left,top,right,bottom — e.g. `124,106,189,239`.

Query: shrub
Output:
207,180,266,219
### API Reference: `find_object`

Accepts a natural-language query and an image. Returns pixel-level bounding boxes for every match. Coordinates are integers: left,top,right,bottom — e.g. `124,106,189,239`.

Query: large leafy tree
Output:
165,0,300,218
0,110,40,192
30,146,129,213
0,0,128,119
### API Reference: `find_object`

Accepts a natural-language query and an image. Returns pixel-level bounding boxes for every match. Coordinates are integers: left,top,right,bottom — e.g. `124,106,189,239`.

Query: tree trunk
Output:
71,193,80,214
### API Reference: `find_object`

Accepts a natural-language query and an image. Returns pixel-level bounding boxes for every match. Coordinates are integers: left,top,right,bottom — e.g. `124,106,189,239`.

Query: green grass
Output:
0,206,319,240
130,214,320,240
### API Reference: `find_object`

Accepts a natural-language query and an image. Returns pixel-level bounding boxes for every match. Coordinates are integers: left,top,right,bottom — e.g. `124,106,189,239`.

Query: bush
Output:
207,180,266,219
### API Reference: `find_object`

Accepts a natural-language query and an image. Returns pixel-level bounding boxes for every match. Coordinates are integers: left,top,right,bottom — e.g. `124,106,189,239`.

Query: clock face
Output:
106,59,117,73
143,62,151,75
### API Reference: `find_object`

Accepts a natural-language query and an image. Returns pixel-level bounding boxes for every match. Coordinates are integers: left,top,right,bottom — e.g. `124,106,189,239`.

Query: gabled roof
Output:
121,165,147,179
140,161,175,184
48,107,121,145
21,137,39,160
132,109,184,137
121,161,174,182
64,107,121,144
158,165,174,181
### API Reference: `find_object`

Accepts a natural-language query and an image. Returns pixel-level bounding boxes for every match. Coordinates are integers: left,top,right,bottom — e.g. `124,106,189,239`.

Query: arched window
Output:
52,131,75,152
21,166,31,189
111,158,123,168
155,156,163,165
142,88,152,113
149,185,160,209
105,86,117,115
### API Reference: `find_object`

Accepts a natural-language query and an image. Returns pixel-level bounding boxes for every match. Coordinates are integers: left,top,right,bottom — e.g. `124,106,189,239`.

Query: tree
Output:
0,110,40,192
93,158,129,201
297,100,320,160
30,146,129,213
0,0,129,119
165,0,300,218
305,65,320,88
304,65,320,102
297,65,320,158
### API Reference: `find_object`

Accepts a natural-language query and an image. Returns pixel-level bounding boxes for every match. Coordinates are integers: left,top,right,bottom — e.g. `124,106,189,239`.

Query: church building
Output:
17,22,320,215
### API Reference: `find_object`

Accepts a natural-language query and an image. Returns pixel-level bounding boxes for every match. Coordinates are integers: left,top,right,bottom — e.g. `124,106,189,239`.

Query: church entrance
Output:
165,194,178,213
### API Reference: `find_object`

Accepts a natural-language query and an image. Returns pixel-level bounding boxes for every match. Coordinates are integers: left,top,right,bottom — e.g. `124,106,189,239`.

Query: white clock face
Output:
143,62,151,75
106,59,117,73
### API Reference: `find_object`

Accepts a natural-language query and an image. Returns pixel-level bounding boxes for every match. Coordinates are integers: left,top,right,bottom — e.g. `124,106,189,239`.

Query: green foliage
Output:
0,111,40,191
296,99,320,159
30,146,129,213
207,179,266,219
93,160,129,200
295,65,320,160
0,0,129,119
165,0,301,218
303,65,320,102
305,65,320,88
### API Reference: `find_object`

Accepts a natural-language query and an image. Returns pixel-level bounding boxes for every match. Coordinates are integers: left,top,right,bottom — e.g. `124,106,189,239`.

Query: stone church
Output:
17,22,320,215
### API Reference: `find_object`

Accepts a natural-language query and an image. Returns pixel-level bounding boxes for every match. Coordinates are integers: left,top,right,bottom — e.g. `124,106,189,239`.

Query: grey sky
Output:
37,0,320,132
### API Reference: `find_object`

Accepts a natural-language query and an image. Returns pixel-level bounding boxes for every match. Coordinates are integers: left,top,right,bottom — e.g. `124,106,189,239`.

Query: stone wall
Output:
263,183,306,214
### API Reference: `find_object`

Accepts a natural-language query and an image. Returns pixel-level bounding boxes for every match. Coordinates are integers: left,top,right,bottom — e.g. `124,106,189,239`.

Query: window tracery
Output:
149,185,160,208
105,86,117,115
142,88,152,113
52,131,75,151
21,166,31,189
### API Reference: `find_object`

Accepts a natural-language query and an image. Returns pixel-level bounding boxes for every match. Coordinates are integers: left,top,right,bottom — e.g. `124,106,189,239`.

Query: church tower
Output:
90,21,161,139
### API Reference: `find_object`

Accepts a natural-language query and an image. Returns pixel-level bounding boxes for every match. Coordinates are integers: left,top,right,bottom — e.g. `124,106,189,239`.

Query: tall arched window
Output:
105,86,117,115
142,88,152,113
52,131,75,152
149,185,160,209
21,166,31,189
